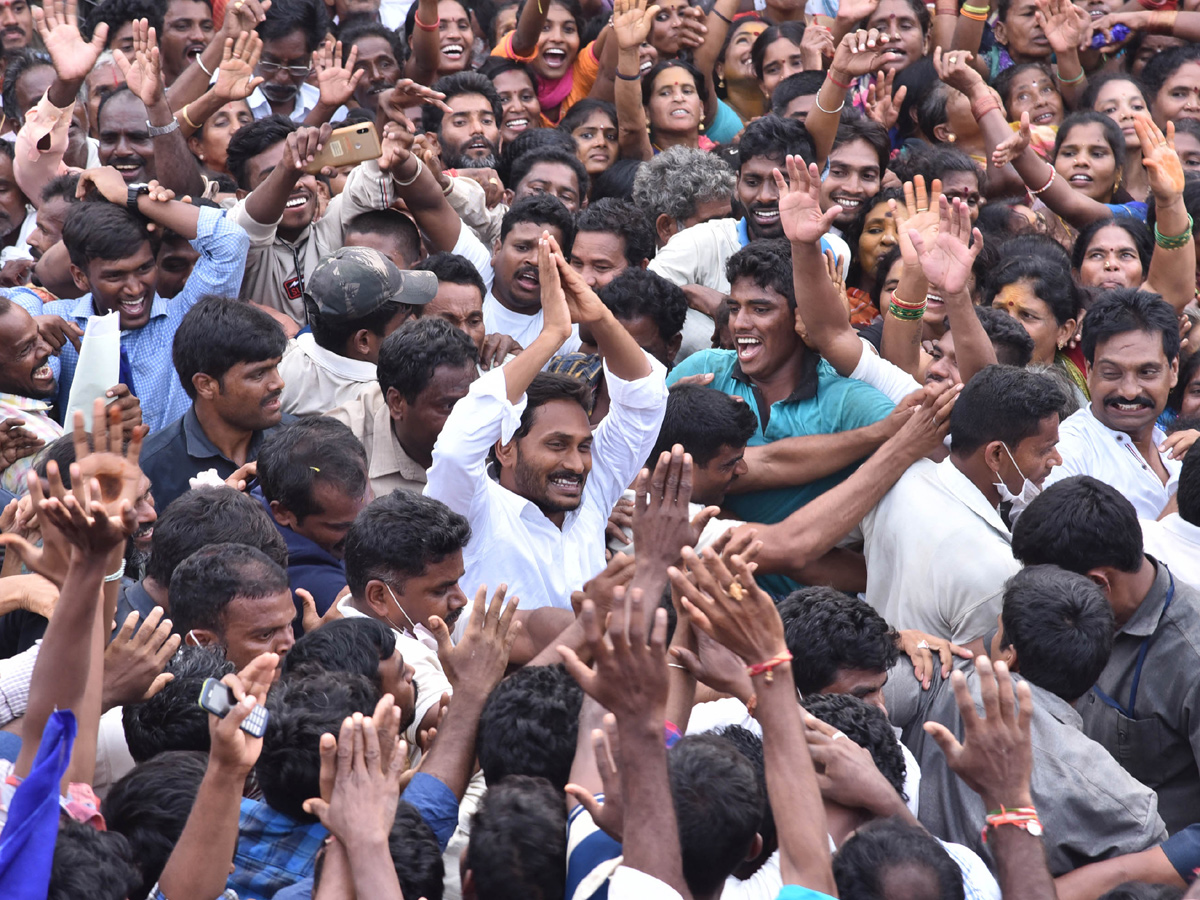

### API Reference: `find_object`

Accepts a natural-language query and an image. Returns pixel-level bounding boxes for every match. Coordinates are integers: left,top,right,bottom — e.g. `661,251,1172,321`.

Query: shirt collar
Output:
182,405,265,463
729,349,821,404
1119,556,1171,639
1028,678,1083,729
69,293,168,324
736,218,751,247
369,401,428,483
0,392,53,413
936,457,1011,536
295,333,377,382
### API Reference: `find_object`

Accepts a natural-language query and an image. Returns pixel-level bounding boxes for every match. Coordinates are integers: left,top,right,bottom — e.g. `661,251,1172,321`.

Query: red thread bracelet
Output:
746,650,794,683
414,12,441,30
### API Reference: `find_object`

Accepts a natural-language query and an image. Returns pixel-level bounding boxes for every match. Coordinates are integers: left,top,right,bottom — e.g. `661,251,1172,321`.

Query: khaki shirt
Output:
278,333,376,417
328,384,427,498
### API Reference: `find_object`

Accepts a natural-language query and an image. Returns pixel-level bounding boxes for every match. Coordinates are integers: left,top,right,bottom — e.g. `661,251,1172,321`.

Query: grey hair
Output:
631,146,736,226
79,51,116,102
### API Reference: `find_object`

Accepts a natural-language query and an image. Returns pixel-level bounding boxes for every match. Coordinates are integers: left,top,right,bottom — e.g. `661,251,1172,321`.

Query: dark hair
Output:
1072,217,1153,276
146,486,288,586
122,647,234,762
499,126,578,186
1141,43,1200,106
981,254,1082,327
478,55,537,93
1170,350,1200,418
344,490,471,596
258,0,329,54
916,81,951,143
344,208,423,268
62,201,152,270
1080,71,1149,113
1079,287,1181,365
83,0,164,42
834,819,965,900
750,22,807,82
169,543,291,637
476,664,583,789
669,732,763,897
975,305,1036,367
912,144,984,193
386,803,447,900
801,693,907,797
48,819,142,900
591,158,645,202
1000,565,1115,702
256,416,368,521
465,775,568,900
172,296,286,399
771,71,827,116
414,250,488,299
845,187,904,286
1053,110,1127,174
949,365,1066,455
832,116,892,174
226,114,297,190
1011,475,1144,573
715,724,777,861
558,97,617,134
1097,885,1186,900
378,316,479,403
102,751,209,900
339,20,408,69
642,58,707,113
894,57,938,142
597,267,686,344
857,0,929,32
2,49,52,124
499,193,576,250
651,383,758,465
258,669,380,820
41,173,81,207
726,238,795,309
575,198,656,265
512,372,593,442
283,616,397,692
737,112,815,168
423,71,503,135
777,587,900,695
509,146,590,201
993,61,1057,114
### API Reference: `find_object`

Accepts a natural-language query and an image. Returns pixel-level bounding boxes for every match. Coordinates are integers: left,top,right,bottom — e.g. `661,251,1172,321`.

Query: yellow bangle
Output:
179,103,200,130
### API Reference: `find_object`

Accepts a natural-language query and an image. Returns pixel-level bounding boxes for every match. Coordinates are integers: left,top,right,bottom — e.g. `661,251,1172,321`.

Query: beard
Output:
443,140,499,169
124,535,150,581
512,452,585,516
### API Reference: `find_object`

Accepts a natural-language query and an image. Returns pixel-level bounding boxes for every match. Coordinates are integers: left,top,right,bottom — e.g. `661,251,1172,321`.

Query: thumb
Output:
428,615,453,657
922,720,962,759
690,506,720,538
298,589,319,634
669,645,701,674
302,798,330,820
564,783,605,820
142,672,174,701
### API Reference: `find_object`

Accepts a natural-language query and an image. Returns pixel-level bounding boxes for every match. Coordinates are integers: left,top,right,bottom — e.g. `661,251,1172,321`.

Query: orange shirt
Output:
492,34,599,125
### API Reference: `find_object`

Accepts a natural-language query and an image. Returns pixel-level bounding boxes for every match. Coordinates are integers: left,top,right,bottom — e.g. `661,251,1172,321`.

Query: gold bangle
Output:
179,103,200,130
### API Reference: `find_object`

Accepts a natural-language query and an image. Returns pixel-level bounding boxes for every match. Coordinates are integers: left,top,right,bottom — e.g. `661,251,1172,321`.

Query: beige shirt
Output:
444,174,506,249
328,384,428,498
278,333,376,417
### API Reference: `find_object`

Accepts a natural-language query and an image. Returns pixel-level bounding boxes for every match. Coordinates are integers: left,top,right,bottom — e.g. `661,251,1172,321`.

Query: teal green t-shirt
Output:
667,349,894,526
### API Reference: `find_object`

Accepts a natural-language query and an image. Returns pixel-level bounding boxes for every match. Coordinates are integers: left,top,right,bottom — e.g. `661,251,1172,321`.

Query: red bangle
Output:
414,12,440,30
827,72,852,90
746,650,793,683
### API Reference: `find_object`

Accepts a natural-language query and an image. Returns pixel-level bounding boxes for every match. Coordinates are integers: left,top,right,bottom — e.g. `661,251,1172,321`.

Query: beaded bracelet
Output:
1029,167,1057,195
1155,214,1194,250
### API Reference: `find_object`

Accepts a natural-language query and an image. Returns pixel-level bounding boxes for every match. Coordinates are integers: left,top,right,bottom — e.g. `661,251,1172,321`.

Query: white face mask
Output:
993,442,1041,523
385,584,439,652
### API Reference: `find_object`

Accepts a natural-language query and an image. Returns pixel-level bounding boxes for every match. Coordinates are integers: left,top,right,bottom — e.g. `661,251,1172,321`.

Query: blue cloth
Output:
565,801,620,900
0,731,21,763
254,490,347,628
736,218,844,262
777,887,838,900
1106,201,1148,222
1164,824,1200,882
228,797,327,899
38,207,249,434
0,710,76,900
667,350,894,526
707,99,744,144
402,772,460,852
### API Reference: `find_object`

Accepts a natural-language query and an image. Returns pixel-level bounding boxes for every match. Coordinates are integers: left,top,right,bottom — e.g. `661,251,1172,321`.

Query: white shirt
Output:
1141,514,1200,588
860,458,1020,644
849,339,923,404
278,332,377,416
609,867,685,900
1044,404,1181,518
246,81,348,124
424,358,668,610
483,291,581,353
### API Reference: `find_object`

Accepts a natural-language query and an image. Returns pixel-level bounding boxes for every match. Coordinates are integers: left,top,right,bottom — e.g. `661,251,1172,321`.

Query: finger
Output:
143,672,174,700
317,731,338,801
922,719,964,762
113,610,139,644
564,784,607,823
993,658,1018,727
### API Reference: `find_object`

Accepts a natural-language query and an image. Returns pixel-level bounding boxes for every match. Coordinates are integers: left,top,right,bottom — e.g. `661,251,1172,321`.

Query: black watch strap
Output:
126,183,150,213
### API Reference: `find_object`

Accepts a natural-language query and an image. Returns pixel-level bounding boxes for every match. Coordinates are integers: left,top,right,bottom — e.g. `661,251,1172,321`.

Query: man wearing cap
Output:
278,246,438,417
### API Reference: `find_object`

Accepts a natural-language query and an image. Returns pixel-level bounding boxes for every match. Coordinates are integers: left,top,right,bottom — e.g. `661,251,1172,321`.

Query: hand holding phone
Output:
302,122,382,174
198,677,270,738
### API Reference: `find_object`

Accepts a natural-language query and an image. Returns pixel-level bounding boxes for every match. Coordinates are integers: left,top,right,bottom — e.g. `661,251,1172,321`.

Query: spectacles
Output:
257,61,313,78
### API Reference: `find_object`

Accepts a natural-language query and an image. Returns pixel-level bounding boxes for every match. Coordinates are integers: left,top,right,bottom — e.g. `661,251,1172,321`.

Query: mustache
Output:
548,470,583,484
1105,395,1154,410
444,607,463,627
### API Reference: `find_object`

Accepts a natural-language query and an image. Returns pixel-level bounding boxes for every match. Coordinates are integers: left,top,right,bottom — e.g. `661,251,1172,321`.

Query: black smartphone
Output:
198,677,269,738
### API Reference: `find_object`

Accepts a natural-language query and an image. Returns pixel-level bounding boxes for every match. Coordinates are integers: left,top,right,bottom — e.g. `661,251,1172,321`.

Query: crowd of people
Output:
0,0,1199,897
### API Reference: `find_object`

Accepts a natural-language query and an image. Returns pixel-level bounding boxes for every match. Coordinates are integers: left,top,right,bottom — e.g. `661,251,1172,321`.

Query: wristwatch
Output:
127,183,151,212
146,118,180,138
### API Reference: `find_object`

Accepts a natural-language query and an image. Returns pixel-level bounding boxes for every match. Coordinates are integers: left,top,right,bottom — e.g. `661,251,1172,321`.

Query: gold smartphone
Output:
303,121,382,174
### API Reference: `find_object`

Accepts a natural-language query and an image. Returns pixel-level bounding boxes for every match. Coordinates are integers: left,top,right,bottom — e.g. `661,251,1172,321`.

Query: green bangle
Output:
1056,69,1085,85
962,2,990,12
889,302,927,320
1155,214,1194,250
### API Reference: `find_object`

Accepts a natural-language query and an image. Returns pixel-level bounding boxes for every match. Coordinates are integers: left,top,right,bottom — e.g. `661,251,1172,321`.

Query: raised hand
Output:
430,584,519,695
538,231,573,340
865,68,906,130
676,5,708,51
830,29,901,80
800,23,835,70
891,174,944,269
220,0,270,38
385,78,454,115
835,0,881,27
33,0,109,83
804,712,907,816
631,444,719,571
572,553,636,617
549,232,610,324
669,626,754,701
559,586,671,722
613,0,660,53
213,31,265,102
208,652,278,775
1137,116,1185,203
932,47,985,97
565,713,625,840
102,606,181,709
777,155,843,246
76,166,130,205
313,39,363,110
0,418,45,467
1035,0,1091,58
992,112,1032,168
897,626,974,689
923,656,1035,810
71,399,148,519
908,195,983,296
0,468,71,586
114,19,165,109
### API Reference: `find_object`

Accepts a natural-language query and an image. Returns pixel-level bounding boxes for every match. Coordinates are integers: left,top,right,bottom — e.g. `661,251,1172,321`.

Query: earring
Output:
716,74,725,89
946,132,957,143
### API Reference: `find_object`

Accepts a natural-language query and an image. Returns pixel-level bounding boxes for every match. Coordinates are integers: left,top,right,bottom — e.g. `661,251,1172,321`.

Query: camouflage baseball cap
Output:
305,246,438,319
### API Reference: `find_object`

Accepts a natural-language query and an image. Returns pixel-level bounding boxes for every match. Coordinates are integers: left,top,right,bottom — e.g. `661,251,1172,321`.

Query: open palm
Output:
1138,116,1185,201
34,0,109,83
911,196,981,296
778,156,838,245
613,0,659,52
214,32,264,102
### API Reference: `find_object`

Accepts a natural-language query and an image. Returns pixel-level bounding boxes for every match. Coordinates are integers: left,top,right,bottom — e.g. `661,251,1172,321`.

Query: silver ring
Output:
916,639,931,650
832,731,847,741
